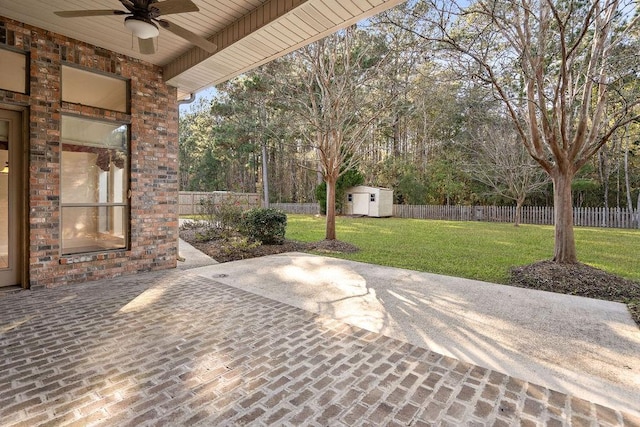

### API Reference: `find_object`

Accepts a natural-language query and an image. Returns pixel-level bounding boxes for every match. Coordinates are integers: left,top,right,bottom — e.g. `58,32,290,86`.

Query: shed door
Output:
353,193,369,215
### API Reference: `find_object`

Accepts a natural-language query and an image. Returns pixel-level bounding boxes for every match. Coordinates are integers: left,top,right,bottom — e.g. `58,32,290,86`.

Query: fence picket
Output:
270,203,319,215
179,191,260,215
387,204,638,229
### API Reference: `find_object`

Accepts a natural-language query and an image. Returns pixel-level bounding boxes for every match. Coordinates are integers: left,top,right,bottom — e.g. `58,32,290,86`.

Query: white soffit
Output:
0,0,405,99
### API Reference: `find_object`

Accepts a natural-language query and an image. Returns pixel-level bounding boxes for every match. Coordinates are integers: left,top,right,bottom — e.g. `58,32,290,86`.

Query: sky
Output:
179,86,218,113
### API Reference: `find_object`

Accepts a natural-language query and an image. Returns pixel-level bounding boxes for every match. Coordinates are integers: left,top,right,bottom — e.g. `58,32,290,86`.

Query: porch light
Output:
124,17,159,39
1,161,8,174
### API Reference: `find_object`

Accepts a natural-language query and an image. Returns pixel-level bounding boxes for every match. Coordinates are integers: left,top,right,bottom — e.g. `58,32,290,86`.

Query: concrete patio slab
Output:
190,252,640,418
177,238,218,270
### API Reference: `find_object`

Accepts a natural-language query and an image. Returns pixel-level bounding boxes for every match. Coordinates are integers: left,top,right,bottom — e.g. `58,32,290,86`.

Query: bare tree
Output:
397,0,640,262
466,120,550,225
283,27,392,240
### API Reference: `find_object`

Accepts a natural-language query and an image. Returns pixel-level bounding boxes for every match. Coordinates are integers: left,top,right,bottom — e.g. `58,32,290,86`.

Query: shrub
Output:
241,208,287,244
199,196,244,237
222,236,261,256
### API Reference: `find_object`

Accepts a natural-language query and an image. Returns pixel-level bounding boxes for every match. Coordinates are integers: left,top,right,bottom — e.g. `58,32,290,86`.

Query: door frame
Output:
1,103,29,289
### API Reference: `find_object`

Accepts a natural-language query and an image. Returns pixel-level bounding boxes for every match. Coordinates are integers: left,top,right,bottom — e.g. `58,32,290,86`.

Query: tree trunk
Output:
598,150,609,211
637,194,640,229
552,171,578,263
325,176,337,240
392,115,401,156
261,142,269,208
514,196,524,227
624,127,633,210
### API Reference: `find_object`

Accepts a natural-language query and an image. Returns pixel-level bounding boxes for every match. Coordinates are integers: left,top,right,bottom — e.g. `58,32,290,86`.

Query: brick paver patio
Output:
1,269,638,426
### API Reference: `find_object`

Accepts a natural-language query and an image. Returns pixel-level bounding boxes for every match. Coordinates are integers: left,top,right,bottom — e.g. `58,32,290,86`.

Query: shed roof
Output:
347,185,393,191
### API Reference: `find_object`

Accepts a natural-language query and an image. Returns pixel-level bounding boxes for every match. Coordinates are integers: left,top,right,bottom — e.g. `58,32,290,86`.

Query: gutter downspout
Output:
178,93,196,106
176,93,196,262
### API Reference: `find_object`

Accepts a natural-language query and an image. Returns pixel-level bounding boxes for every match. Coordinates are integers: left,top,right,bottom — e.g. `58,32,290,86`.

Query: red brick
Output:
0,15,179,289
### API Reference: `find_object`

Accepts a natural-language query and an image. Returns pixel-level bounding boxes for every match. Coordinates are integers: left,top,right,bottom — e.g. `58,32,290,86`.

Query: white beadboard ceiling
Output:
0,0,405,99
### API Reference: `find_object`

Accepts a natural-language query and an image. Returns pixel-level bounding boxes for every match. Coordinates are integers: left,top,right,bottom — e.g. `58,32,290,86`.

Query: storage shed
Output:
344,186,393,217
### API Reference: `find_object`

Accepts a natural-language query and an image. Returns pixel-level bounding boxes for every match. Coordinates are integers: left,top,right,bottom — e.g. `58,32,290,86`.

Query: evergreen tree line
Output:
179,1,640,211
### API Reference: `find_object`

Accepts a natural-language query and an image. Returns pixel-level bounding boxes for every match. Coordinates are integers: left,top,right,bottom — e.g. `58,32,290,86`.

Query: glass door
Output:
0,109,22,287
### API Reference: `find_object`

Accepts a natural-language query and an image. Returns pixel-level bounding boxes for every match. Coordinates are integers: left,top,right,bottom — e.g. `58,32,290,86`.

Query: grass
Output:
285,215,640,284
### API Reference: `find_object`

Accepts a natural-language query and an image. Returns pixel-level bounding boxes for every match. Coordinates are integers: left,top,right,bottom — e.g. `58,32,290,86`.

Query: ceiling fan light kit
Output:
54,0,217,55
124,17,159,39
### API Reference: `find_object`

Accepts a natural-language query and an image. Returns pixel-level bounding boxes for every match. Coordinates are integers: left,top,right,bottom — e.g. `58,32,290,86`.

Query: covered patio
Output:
1,1,639,425
1,253,638,425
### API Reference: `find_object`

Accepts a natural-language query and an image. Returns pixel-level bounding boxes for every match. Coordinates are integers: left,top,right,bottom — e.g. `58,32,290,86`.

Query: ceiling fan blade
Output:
161,21,217,53
138,37,156,54
152,0,199,16
54,10,127,18
119,0,136,13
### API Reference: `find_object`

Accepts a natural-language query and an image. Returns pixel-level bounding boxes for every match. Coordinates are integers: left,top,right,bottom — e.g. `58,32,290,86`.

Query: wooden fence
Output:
179,191,260,215
270,203,320,215
270,202,640,229
181,197,640,229
394,205,640,229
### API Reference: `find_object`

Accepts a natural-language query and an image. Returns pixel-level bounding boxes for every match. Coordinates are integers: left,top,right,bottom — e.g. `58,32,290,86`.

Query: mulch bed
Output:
509,261,640,326
180,227,359,263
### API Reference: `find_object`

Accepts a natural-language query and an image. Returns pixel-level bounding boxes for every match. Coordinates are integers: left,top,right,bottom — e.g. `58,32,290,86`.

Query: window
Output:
0,48,27,93
62,65,129,113
347,194,353,202
60,116,128,255
370,193,376,202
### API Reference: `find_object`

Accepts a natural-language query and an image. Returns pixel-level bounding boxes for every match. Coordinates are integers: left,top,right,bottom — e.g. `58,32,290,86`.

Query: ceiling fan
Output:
54,0,217,55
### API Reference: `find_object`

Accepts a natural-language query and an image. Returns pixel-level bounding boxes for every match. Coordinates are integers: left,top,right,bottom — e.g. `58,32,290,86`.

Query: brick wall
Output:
0,16,179,288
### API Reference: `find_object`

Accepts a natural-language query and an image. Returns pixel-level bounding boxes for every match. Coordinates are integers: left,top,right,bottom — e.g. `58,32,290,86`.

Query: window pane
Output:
0,49,27,93
61,206,127,255
61,116,127,204
62,66,128,112
60,115,129,255
62,116,127,149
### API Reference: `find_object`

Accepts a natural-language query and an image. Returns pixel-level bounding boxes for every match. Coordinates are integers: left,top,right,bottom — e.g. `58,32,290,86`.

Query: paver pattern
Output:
1,270,638,426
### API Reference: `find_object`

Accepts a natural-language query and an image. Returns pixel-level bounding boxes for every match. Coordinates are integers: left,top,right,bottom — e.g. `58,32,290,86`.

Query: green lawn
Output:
285,215,640,284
